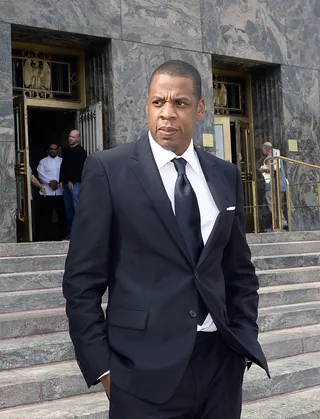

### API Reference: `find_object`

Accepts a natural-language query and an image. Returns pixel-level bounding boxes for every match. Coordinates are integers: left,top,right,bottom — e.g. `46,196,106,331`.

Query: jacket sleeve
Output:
222,165,259,340
63,153,112,387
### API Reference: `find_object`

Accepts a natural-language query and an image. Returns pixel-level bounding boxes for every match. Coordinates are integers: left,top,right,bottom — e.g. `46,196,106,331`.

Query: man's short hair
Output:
149,60,202,101
48,143,59,149
262,142,273,148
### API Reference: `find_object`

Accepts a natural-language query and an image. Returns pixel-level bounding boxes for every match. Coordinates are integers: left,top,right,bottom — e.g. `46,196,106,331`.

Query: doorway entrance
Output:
213,69,258,233
13,96,103,242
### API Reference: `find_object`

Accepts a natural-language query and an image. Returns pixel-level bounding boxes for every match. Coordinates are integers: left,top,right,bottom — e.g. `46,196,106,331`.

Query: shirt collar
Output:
148,131,200,174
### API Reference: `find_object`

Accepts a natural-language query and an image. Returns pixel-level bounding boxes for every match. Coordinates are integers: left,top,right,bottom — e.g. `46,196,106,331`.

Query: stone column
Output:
0,23,16,242
281,65,320,230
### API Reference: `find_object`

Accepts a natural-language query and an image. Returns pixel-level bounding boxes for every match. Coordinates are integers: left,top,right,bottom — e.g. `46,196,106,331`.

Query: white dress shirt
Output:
99,133,220,380
149,132,219,332
37,156,63,196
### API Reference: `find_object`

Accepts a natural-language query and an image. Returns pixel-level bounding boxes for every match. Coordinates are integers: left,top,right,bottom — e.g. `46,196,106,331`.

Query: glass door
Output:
214,117,232,162
13,96,32,241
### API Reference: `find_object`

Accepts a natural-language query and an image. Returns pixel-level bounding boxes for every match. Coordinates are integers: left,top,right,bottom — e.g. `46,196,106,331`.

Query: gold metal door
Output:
76,102,103,155
214,117,258,232
13,96,33,241
235,121,258,233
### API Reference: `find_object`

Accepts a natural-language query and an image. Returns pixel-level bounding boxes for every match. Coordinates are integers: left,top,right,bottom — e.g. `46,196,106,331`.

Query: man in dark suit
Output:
63,60,269,419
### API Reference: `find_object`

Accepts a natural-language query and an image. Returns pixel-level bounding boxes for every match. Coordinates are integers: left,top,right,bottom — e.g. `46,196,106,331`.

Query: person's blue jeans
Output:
63,183,81,233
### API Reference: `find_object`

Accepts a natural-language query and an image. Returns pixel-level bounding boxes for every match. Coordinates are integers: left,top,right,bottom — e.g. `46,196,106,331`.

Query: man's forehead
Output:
149,74,194,93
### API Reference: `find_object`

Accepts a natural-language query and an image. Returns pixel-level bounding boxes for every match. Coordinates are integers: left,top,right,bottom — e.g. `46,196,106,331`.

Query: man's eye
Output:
152,100,162,106
177,101,187,106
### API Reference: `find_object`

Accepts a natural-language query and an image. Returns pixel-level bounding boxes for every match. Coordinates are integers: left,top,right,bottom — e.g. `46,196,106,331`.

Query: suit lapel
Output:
131,134,192,266
195,148,228,267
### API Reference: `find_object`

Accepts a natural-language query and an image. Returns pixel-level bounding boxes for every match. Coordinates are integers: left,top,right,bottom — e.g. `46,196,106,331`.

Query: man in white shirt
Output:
37,143,67,241
63,60,268,419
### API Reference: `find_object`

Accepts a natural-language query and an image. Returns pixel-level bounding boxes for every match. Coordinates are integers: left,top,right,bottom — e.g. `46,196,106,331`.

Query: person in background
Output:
37,143,67,241
259,142,288,230
59,129,87,235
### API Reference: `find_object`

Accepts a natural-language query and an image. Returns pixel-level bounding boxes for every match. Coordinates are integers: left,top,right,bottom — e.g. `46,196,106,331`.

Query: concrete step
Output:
247,230,320,244
253,252,320,270
0,392,108,418
1,322,319,371
10,281,317,315
259,282,320,307
259,323,320,361
258,301,320,332
242,386,320,419
0,288,64,313
1,351,319,409
0,332,73,369
0,360,103,409
0,270,63,292
0,308,68,339
0,242,69,257
0,255,66,274
243,351,320,402
251,241,320,256
1,297,318,341
257,266,320,287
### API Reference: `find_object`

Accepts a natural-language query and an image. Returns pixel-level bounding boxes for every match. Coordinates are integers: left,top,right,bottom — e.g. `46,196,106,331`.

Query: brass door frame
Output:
213,68,259,232
213,115,258,233
14,96,33,241
12,42,86,110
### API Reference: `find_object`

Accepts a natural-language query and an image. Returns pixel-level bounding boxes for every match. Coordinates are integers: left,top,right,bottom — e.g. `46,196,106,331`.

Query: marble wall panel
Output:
281,65,320,230
0,23,16,242
109,40,165,146
0,0,121,38
286,0,320,69
121,0,202,51
201,0,287,64
163,48,214,150
0,142,16,242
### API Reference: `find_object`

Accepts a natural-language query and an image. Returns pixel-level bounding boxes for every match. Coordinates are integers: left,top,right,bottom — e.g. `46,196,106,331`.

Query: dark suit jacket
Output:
63,133,269,404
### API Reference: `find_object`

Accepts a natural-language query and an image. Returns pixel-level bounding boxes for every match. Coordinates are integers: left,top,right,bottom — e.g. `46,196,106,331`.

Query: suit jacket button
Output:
194,271,199,280
189,310,197,318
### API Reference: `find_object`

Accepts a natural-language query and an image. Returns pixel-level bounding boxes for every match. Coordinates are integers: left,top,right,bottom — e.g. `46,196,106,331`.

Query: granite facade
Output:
201,0,287,64
0,0,121,39
0,0,320,239
281,65,320,230
0,23,16,243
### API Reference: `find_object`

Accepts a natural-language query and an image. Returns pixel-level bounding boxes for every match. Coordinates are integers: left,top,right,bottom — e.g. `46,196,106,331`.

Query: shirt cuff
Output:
98,371,110,380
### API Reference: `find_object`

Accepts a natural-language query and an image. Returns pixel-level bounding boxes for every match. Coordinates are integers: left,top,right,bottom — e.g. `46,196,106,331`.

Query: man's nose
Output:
160,102,176,119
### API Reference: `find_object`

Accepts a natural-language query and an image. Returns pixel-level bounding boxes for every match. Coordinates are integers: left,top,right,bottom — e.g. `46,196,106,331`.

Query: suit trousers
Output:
109,332,245,419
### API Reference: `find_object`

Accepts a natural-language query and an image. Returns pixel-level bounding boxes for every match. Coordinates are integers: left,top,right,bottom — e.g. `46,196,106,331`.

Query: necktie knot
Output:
172,158,187,176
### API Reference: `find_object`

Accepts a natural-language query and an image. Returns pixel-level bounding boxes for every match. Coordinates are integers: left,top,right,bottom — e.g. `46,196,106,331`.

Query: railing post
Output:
270,158,277,231
276,159,282,231
286,179,292,231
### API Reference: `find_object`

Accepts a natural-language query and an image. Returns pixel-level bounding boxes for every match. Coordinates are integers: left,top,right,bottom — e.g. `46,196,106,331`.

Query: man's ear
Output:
197,99,205,121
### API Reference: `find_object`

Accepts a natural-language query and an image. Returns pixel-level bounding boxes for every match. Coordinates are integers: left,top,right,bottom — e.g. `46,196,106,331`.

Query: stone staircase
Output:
0,232,319,418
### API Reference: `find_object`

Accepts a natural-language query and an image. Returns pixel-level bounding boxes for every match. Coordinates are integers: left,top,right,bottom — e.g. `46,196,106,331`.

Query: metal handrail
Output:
264,155,320,231
264,155,320,170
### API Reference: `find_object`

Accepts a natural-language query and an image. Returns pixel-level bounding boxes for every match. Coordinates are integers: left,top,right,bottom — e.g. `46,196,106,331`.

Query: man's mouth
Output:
158,127,179,137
